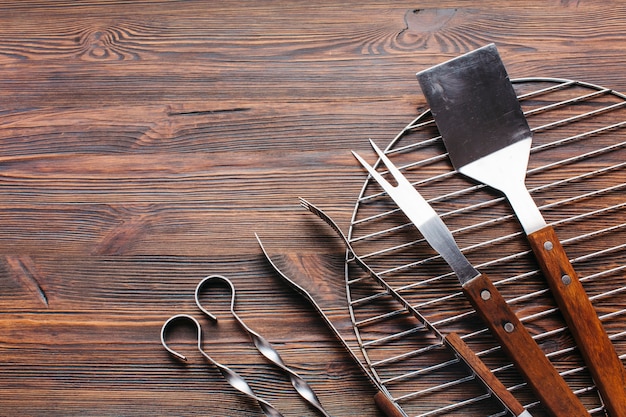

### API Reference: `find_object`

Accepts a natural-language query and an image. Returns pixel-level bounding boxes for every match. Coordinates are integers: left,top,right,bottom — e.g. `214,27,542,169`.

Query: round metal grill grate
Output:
346,78,626,417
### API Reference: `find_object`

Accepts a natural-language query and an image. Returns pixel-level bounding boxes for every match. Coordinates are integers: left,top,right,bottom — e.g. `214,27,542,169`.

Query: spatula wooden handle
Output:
528,225,626,417
463,273,589,417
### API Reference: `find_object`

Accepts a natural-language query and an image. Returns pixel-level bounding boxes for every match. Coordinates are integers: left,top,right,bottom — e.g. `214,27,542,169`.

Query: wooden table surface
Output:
1,1,625,416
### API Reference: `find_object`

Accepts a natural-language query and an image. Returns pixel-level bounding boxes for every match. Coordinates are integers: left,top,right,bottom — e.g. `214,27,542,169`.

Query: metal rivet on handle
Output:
543,241,554,251
504,322,515,333
480,290,491,301
562,274,572,285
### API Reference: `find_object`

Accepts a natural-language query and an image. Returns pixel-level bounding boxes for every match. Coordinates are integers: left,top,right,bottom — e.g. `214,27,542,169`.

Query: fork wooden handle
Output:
463,273,589,417
528,225,626,417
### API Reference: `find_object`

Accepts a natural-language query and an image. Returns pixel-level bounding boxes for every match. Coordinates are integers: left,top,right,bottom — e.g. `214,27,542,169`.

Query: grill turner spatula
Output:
417,43,626,416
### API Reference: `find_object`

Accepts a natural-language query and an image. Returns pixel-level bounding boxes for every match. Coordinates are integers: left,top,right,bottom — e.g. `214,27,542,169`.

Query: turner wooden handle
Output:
463,273,589,417
528,225,626,417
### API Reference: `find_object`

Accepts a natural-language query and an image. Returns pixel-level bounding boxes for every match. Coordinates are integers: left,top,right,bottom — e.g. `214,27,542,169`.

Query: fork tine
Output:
353,139,453,237
351,150,385,185
351,146,397,197
365,139,413,189
352,140,413,199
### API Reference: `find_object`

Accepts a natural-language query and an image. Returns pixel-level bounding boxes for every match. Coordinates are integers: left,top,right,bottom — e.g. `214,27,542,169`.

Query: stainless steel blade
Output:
417,44,531,169
417,43,545,234
352,140,479,284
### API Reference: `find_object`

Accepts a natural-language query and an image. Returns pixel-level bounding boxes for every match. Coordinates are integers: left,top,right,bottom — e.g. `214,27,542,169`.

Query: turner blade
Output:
417,43,532,170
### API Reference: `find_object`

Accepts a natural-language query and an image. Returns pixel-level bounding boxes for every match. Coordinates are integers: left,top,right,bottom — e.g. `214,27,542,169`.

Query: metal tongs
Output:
258,206,532,417
256,234,407,417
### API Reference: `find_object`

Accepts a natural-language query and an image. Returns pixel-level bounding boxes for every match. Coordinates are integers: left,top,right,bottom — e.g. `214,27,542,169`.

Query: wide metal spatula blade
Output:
417,43,531,170
417,44,626,416
417,43,543,234
417,44,546,234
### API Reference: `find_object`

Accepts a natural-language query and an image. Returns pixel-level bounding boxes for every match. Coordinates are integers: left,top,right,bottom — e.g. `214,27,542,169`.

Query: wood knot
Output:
75,24,139,61
406,8,458,33
396,8,476,53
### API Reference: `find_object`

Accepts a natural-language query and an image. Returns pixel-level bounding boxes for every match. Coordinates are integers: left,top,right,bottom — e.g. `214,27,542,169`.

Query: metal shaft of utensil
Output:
161,314,285,417
297,198,533,417
194,275,333,417
417,44,626,417
255,234,408,417
353,139,589,417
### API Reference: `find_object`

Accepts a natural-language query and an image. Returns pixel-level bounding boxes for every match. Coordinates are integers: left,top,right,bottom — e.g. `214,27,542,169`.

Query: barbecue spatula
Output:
417,43,626,417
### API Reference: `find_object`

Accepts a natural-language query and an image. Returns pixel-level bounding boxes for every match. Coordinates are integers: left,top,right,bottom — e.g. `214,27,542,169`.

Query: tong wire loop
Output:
160,314,284,417
195,275,333,417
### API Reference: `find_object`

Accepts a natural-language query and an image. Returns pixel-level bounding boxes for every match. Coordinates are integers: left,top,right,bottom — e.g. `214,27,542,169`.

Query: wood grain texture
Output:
463,273,589,416
0,1,624,416
528,225,626,417
444,332,526,416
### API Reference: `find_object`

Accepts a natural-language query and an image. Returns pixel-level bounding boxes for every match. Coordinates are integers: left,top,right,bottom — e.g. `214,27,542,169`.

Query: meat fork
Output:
352,139,589,416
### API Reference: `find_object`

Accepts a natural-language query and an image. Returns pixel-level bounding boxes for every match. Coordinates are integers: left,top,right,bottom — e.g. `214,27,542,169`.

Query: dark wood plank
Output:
0,1,624,416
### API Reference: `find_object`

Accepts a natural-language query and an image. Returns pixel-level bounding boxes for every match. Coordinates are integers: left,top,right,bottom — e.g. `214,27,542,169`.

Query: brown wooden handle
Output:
528,225,626,417
444,332,527,416
463,273,589,417
373,391,406,417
